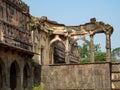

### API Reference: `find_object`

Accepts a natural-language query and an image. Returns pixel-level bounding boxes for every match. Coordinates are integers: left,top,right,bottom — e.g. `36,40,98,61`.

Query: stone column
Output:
90,34,94,62
27,75,33,90
65,36,70,64
106,32,111,62
16,74,22,90
52,48,54,64
5,69,10,90
16,68,23,90
1,67,7,90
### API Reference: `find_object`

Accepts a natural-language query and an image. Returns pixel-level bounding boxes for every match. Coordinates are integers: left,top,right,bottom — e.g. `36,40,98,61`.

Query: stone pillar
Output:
17,75,22,90
5,70,10,90
31,66,34,87
65,36,70,64
27,65,33,90
16,69,23,90
1,68,7,90
51,47,54,64
27,75,33,90
106,32,111,62
90,34,94,62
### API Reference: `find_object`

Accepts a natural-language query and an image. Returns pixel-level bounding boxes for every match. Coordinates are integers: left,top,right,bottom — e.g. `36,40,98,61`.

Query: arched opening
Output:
0,58,5,89
53,41,65,64
0,6,3,18
70,42,79,63
94,33,106,62
94,33,106,52
0,63,2,89
41,47,44,65
10,62,18,90
23,64,30,89
34,66,41,86
76,35,90,63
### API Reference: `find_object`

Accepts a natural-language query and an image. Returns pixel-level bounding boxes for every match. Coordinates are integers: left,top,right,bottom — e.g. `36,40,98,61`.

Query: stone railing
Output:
0,19,32,50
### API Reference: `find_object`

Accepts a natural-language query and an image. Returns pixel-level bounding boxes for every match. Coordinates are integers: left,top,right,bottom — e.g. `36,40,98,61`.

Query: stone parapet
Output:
4,0,29,13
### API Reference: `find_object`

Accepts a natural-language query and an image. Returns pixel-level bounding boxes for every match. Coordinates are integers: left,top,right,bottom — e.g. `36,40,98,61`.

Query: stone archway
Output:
33,65,41,86
23,64,30,89
10,61,20,90
0,58,5,90
49,34,65,64
0,62,2,89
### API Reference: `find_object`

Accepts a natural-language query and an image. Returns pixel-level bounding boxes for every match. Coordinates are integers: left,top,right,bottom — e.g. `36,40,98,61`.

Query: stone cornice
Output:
39,16,113,36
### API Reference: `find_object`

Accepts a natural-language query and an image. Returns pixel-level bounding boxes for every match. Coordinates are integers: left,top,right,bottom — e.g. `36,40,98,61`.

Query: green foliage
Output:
94,44,106,62
78,43,106,62
32,86,40,90
94,51,106,62
32,84,46,90
78,43,90,62
94,44,101,52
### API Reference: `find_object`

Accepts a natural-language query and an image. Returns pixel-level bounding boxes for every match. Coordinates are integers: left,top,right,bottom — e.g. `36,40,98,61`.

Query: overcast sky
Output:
22,0,120,51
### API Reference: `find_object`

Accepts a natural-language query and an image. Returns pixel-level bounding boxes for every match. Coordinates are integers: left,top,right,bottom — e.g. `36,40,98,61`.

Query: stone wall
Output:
32,30,50,65
0,0,31,50
0,46,33,90
41,62,111,90
111,63,120,89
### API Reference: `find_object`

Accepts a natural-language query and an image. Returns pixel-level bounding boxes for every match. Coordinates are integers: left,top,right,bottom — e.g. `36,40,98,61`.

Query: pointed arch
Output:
49,34,65,47
23,63,31,89
33,64,41,86
10,61,20,90
49,40,66,64
49,35,65,64
0,58,5,89
0,6,3,18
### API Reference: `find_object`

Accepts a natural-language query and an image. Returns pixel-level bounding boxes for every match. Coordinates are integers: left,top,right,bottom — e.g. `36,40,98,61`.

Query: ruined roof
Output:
36,16,114,35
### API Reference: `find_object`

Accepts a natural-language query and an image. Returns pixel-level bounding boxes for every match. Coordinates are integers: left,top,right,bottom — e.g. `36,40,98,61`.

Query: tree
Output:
94,51,106,62
111,47,120,62
78,43,90,62
94,44,106,62
78,43,106,62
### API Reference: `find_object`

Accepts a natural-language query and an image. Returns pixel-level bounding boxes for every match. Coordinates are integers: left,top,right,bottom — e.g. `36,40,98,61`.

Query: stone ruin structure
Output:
0,0,115,90
32,16,113,64
0,0,37,90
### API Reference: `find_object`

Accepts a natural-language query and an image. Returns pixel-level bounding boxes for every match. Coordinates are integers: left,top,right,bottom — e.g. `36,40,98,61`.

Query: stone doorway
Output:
10,62,18,90
0,63,2,89
23,64,30,89
34,66,41,86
